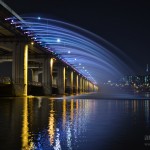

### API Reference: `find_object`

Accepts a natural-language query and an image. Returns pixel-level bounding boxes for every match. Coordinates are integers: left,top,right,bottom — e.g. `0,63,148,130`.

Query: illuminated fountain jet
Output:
10,16,133,86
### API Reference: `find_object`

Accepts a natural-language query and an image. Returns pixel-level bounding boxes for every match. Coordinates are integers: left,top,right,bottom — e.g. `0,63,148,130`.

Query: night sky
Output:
3,0,150,74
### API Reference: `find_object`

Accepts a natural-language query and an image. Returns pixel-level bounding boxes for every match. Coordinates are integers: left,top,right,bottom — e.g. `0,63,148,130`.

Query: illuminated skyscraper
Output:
146,64,149,73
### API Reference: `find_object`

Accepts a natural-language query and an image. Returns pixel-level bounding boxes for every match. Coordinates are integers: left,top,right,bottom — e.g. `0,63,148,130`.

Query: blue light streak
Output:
9,17,132,85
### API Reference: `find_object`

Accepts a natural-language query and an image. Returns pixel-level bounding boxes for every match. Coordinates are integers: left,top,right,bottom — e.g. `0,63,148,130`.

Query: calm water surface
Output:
0,96,150,150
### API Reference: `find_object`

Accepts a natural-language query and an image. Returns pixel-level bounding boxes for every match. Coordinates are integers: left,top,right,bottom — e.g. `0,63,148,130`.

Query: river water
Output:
0,95,150,150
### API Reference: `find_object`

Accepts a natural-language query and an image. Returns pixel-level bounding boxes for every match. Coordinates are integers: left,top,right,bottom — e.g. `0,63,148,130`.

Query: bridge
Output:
0,1,98,96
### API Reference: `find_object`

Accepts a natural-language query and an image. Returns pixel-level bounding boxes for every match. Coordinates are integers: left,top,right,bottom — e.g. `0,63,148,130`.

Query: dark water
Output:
0,96,150,150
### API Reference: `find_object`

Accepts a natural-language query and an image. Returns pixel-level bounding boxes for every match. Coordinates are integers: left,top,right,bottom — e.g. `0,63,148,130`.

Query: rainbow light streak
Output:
9,17,132,85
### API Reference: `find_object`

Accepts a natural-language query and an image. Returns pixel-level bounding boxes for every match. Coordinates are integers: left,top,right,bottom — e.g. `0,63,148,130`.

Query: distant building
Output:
120,75,150,85
120,64,150,86
146,64,149,73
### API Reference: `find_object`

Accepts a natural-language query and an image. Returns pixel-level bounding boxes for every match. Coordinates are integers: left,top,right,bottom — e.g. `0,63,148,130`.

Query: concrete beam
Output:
0,42,15,52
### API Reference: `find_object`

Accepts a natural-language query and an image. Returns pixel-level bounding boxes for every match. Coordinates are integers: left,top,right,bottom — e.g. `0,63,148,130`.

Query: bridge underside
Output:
0,45,97,96
0,1,98,96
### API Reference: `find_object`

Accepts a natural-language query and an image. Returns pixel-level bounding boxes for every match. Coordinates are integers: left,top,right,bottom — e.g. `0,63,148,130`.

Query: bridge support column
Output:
66,70,73,94
89,82,91,92
52,76,57,86
42,57,53,95
78,76,80,93
12,43,28,97
71,71,73,94
94,85,98,92
84,79,87,92
87,80,89,92
89,82,92,92
31,69,39,82
92,84,94,92
76,75,79,94
79,77,82,93
57,66,65,95
86,80,89,92
82,78,85,93
88,81,90,92
73,72,77,93
85,79,87,92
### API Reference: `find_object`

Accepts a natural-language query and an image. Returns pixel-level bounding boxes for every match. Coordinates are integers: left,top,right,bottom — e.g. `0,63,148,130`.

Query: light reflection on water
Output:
0,98,150,150
20,98,94,150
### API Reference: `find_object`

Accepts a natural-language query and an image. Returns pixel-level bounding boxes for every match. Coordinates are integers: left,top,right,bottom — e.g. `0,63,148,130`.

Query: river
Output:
0,94,150,149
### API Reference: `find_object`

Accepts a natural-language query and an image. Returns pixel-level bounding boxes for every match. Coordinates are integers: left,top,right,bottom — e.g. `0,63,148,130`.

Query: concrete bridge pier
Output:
42,57,53,95
92,83,94,92
89,82,93,92
57,65,66,95
82,78,85,93
52,62,57,93
73,73,79,94
76,74,79,94
12,43,28,97
52,74,57,87
66,69,73,94
88,81,90,92
31,69,40,82
84,79,87,92
86,80,89,92
94,85,98,92
78,76,80,93
73,72,77,93
79,77,83,93
85,79,87,92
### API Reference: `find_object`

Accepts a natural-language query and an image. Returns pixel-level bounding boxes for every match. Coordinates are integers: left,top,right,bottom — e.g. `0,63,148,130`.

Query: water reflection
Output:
22,97,29,149
145,100,150,127
0,98,150,149
48,99,55,145
19,98,94,150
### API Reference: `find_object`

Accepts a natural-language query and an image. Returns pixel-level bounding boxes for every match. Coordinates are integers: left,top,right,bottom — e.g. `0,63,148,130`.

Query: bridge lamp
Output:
68,51,71,54
57,38,61,43
75,58,77,61
16,25,20,28
38,17,41,20
31,42,34,45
